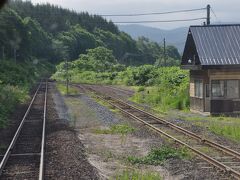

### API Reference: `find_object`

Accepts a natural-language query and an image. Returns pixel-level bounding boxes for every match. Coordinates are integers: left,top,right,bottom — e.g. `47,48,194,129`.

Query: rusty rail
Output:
79,84,240,179
0,80,48,180
39,80,48,180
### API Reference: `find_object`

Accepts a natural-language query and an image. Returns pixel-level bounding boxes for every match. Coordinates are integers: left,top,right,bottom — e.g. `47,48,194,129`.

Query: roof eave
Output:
181,65,202,70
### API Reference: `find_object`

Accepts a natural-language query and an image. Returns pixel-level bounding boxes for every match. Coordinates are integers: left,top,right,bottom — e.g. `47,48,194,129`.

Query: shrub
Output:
127,146,189,165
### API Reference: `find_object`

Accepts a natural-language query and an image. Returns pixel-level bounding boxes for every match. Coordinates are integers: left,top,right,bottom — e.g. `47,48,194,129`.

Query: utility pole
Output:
207,4,210,25
65,58,69,95
163,38,166,66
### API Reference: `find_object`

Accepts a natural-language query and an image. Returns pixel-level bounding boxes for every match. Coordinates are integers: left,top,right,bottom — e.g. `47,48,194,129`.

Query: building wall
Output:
209,69,240,114
189,70,208,112
189,69,240,114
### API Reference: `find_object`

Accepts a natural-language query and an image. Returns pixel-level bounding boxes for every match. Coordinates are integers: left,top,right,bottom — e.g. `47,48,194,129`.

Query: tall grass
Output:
184,115,240,142
56,83,79,95
53,65,190,112
0,60,53,128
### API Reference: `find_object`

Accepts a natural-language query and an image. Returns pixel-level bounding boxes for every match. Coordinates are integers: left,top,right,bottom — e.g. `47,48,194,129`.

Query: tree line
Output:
0,0,181,66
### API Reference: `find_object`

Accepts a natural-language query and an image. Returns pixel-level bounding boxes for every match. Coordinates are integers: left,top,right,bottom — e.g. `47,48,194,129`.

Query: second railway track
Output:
76,84,240,179
0,81,48,180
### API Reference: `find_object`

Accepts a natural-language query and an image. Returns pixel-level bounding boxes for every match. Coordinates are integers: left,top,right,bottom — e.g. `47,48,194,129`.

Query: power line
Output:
101,7,206,17
113,17,206,24
210,7,221,23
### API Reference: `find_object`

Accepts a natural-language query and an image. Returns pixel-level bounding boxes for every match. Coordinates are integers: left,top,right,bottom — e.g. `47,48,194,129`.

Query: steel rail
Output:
95,94,240,179
86,84,240,160
0,81,43,175
111,97,240,161
80,85,240,179
39,80,48,180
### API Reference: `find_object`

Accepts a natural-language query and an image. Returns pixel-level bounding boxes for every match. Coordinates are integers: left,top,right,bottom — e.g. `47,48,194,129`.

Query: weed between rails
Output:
127,146,190,165
93,124,135,135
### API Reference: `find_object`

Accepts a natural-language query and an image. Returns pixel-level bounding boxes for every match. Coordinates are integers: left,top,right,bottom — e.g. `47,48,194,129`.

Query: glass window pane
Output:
194,80,203,98
212,80,224,97
227,80,239,98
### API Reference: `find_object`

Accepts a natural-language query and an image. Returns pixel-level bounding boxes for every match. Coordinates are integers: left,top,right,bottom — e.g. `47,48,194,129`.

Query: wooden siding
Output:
189,70,208,112
209,69,240,114
209,69,240,80
189,81,195,97
190,97,204,112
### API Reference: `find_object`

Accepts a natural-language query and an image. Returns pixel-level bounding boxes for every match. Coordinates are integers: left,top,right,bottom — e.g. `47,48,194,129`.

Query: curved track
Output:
78,84,240,179
0,81,48,180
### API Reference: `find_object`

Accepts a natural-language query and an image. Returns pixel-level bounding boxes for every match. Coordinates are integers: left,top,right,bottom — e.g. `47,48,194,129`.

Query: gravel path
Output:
72,83,233,179
79,95,120,125
45,82,99,180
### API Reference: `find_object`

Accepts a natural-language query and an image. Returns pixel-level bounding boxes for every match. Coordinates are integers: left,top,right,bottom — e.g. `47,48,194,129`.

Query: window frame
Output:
211,79,240,99
194,79,203,98
226,80,239,99
211,80,225,98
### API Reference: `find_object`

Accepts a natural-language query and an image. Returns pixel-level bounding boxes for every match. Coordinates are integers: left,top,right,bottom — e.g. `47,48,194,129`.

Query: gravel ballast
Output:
45,82,99,180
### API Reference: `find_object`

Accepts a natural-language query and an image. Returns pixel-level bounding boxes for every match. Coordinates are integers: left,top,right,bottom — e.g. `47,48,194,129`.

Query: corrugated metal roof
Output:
190,24,240,65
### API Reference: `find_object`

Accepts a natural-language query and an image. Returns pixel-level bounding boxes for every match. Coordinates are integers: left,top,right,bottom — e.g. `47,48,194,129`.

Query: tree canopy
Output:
0,0,181,66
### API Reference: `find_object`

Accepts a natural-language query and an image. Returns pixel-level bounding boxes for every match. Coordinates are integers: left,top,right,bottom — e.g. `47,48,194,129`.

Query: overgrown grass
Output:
56,83,79,95
131,85,189,113
93,124,135,135
0,60,53,128
127,146,190,165
114,170,162,180
183,115,240,142
52,65,190,112
0,85,29,128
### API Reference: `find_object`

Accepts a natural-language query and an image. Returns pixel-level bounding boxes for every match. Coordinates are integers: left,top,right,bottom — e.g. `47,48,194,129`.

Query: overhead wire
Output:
113,17,206,24
101,7,206,17
210,7,221,23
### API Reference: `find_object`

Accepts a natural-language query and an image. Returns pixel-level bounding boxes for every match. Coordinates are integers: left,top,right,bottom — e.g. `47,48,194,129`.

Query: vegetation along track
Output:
0,80,48,180
75,84,240,179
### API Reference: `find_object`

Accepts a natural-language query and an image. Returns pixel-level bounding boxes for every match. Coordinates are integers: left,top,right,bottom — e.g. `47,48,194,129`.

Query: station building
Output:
181,24,240,115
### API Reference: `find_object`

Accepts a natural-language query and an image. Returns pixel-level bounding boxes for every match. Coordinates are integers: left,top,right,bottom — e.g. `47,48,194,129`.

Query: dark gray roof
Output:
190,24,240,65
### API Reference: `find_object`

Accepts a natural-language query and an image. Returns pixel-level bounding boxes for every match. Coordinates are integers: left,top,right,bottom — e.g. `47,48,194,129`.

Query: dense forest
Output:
0,0,184,126
0,0,181,66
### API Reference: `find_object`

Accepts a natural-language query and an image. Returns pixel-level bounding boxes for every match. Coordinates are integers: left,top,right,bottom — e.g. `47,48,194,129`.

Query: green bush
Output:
127,146,189,165
53,58,189,111
0,85,28,128
0,60,53,127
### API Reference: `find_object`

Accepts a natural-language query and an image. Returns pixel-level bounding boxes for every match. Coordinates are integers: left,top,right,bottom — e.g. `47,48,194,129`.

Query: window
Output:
212,80,224,97
194,80,203,98
226,80,239,98
211,80,240,99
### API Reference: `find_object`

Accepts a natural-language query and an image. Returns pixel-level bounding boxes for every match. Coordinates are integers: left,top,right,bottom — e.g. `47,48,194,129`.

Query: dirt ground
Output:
1,82,233,179
63,85,230,180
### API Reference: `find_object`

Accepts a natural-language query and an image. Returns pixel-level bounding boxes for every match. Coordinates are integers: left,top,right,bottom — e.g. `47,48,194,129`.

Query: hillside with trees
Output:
0,0,183,126
0,0,180,66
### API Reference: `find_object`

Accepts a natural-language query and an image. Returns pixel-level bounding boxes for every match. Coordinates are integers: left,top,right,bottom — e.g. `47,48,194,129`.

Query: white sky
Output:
28,0,240,29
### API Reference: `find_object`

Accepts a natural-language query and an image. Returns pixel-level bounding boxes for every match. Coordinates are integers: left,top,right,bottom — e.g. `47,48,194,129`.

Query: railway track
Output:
0,81,48,180
77,84,240,179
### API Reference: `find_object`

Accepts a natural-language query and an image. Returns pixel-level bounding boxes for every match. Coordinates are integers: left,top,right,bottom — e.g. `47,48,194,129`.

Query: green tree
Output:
57,25,97,60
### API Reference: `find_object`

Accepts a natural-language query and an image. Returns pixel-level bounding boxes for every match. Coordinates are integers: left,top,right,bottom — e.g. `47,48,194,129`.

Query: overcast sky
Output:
28,0,240,29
